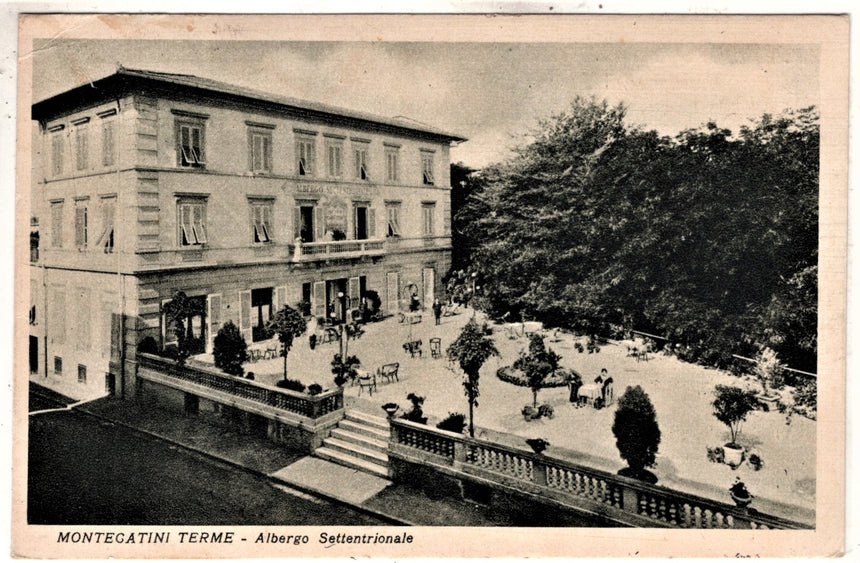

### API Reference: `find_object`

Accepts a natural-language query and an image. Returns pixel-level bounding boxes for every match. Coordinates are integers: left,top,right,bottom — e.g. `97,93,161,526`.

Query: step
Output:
344,410,390,432
338,419,390,441
323,437,389,466
330,428,388,453
314,447,390,478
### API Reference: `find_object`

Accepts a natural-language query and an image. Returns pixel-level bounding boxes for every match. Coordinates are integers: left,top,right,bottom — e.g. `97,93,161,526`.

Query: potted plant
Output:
712,385,761,468
436,412,467,433
729,478,753,508
526,438,550,455
307,383,323,396
402,393,427,424
382,403,400,419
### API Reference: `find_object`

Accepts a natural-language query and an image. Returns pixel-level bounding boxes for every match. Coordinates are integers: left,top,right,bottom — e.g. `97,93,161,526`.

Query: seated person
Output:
594,368,608,384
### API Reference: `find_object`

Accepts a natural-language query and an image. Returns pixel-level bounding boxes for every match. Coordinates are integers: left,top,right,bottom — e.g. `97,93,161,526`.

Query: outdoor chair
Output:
357,372,377,396
323,327,340,344
429,338,442,359
378,362,400,384
403,339,423,358
263,343,280,360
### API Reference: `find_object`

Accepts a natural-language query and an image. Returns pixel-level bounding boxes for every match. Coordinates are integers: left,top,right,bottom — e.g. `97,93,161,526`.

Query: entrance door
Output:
29,336,38,373
386,272,400,314
251,287,273,342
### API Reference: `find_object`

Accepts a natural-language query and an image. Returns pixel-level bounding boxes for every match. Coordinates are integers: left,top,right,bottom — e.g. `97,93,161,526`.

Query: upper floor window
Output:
250,199,273,243
326,140,343,178
422,202,436,236
354,144,369,181
385,146,399,182
177,123,205,168
421,150,435,185
178,199,208,246
295,132,316,176
385,201,401,237
50,128,64,177
50,201,63,247
101,117,116,167
96,196,115,253
247,122,274,174
74,122,89,171
74,199,88,249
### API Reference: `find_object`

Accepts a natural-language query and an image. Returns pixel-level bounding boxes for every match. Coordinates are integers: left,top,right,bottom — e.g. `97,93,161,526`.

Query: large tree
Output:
461,98,818,372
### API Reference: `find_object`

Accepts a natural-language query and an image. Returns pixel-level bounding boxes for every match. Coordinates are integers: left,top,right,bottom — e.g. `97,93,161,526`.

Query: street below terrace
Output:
194,306,815,523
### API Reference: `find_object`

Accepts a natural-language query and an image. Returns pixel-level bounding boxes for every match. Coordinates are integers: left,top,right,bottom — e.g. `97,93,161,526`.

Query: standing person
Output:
432,298,443,325
568,374,583,407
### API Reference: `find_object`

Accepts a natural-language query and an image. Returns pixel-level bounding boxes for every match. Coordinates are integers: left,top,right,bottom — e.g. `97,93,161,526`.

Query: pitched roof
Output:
34,66,467,143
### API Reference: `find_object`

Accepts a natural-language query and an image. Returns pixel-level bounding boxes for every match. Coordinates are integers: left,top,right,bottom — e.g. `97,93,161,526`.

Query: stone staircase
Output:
314,410,390,478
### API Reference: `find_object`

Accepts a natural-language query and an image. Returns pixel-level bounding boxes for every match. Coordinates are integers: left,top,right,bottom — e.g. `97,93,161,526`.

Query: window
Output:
50,130,64,177
50,201,63,248
54,356,62,376
78,364,87,384
326,141,343,177
102,119,116,167
297,205,315,242
386,202,401,236
296,137,315,176
30,229,39,263
248,126,273,173
422,202,436,236
353,204,375,240
74,200,88,249
75,124,89,171
421,151,435,185
250,199,273,243
178,200,208,246
177,122,206,168
251,287,273,342
354,145,369,180
385,146,399,182
96,196,115,253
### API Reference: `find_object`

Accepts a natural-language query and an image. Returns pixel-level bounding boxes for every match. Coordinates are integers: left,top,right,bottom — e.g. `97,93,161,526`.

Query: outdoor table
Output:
578,383,603,405
523,321,542,335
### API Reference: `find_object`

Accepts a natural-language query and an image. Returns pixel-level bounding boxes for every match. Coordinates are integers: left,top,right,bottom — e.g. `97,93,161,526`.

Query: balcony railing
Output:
137,353,343,419
390,419,811,530
294,238,386,262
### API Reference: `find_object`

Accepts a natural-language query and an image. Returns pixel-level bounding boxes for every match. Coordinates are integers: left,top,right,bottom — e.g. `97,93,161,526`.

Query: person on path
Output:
432,298,442,325
568,375,583,407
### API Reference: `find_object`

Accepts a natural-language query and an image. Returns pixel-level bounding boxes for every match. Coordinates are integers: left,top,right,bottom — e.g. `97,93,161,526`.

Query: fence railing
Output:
294,238,386,261
137,353,343,419
390,419,811,530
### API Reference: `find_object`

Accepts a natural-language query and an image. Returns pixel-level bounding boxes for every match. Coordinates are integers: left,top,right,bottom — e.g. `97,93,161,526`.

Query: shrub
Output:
792,378,817,419
213,320,248,376
521,404,539,421
276,378,306,393
403,393,427,424
307,383,323,396
748,453,764,471
612,385,661,480
331,354,361,387
706,445,725,464
436,412,467,434
712,385,761,447
538,404,554,419
754,347,785,396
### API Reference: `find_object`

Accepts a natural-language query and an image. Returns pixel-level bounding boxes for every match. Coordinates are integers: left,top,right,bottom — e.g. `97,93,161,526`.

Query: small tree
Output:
213,320,248,376
446,318,499,438
331,353,361,387
513,334,562,407
612,385,661,483
712,384,760,447
266,305,307,383
753,347,785,397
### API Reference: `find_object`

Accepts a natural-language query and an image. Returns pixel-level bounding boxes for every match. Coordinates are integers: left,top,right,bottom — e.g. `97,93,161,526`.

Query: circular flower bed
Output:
496,365,580,388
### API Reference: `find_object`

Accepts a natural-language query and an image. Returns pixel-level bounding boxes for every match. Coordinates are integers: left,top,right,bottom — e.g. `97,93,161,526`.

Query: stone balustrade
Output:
389,419,811,530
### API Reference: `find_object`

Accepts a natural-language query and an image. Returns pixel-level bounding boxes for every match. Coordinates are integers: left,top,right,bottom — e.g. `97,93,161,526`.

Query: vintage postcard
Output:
13,13,847,559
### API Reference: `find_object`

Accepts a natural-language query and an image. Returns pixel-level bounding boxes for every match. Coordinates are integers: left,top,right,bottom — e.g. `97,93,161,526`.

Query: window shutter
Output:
314,206,323,242
368,208,376,239
274,286,287,314
387,272,400,314
423,268,435,309
239,290,252,342
207,293,222,354
348,277,360,308
312,281,326,318
293,207,302,241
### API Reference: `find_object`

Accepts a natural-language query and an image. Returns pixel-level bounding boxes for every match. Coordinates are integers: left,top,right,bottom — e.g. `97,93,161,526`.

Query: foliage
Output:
509,334,563,406
706,445,725,464
447,319,499,437
331,353,361,387
436,412,467,434
712,385,761,447
162,291,206,366
538,404,554,419
526,438,551,454
460,98,818,373
266,305,307,382
748,453,764,471
791,378,817,419
212,320,248,376
275,378,306,393
403,393,426,424
612,385,662,474
521,405,539,421
753,347,785,396
307,383,323,396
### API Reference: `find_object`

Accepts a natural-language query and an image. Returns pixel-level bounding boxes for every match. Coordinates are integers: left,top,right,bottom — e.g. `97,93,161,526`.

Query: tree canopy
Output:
456,97,818,372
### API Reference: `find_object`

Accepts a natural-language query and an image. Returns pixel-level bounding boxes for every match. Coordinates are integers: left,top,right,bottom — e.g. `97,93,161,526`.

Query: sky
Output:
32,39,819,169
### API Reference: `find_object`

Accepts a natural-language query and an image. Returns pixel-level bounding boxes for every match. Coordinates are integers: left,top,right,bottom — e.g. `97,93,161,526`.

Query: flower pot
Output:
381,404,400,419
526,439,550,454
723,443,744,467
730,491,753,508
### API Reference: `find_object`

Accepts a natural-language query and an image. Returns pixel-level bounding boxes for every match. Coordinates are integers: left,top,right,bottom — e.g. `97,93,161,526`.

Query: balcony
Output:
293,238,386,262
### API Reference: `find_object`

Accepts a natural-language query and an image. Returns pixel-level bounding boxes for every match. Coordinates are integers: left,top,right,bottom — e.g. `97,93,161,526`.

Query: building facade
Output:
30,67,464,399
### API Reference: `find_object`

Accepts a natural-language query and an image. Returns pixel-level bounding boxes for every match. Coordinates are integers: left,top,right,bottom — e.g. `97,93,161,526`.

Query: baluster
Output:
613,486,623,508
726,515,734,529
668,502,678,525
702,509,713,529
658,498,668,521
681,504,692,528
715,513,725,528
639,493,648,515
693,506,702,528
